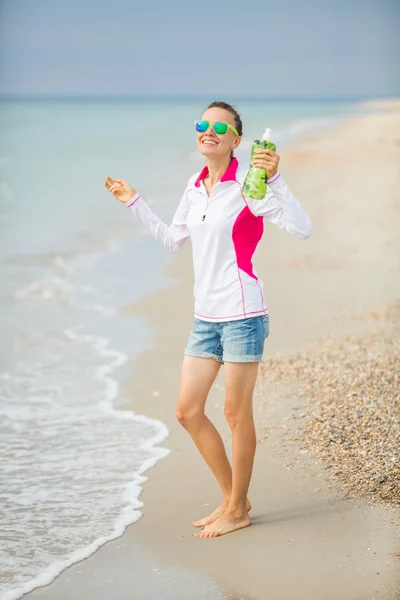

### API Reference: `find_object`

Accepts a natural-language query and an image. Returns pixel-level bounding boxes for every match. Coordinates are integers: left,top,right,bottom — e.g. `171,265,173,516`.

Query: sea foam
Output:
0,251,170,600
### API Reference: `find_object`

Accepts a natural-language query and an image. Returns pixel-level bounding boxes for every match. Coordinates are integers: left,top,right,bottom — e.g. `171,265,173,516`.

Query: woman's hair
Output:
205,101,243,158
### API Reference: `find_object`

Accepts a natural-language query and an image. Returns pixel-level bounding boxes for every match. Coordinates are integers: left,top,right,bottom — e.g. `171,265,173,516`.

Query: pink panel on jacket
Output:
232,206,264,280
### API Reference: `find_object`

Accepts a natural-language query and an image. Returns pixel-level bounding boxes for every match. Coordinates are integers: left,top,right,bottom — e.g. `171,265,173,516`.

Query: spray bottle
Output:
242,128,276,200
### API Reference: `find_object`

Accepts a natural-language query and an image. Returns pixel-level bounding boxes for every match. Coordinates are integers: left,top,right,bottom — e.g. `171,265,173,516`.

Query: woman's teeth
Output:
203,140,217,146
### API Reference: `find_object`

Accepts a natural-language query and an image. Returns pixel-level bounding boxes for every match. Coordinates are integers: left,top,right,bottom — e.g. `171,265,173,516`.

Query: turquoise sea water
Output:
0,99,360,599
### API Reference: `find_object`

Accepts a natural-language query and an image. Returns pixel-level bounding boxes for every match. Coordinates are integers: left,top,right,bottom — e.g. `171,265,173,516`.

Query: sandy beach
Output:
27,101,400,600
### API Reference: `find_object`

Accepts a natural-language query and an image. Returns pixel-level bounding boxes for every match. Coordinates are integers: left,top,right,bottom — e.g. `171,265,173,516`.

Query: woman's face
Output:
196,107,241,158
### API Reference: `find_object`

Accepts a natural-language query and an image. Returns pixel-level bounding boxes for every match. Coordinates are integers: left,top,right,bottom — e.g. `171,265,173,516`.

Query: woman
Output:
104,101,312,539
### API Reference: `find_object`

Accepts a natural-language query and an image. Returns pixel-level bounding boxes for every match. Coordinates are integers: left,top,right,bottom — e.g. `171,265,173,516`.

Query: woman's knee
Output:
175,402,205,428
224,402,253,430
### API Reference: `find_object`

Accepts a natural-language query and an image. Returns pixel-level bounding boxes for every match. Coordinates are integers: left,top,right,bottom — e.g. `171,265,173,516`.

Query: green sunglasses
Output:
194,120,239,136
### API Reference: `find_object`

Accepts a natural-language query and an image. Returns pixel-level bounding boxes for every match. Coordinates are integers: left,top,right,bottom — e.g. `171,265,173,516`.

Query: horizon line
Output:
0,94,398,103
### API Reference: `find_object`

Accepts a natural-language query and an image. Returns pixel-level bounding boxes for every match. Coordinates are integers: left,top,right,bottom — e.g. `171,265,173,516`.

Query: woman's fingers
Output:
253,159,274,168
104,177,135,203
254,149,279,158
104,177,127,195
104,176,115,189
253,156,278,178
253,150,279,165
104,177,122,193
253,151,280,168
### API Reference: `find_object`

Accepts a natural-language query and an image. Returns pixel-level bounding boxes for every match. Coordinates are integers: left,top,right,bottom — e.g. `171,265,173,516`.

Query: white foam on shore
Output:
1,448,167,600
0,251,170,600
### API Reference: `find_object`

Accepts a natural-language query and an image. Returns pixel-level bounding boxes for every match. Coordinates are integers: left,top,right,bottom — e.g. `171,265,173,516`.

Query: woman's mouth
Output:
202,138,218,147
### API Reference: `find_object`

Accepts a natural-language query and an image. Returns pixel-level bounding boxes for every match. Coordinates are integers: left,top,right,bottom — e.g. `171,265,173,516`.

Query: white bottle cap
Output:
262,127,272,141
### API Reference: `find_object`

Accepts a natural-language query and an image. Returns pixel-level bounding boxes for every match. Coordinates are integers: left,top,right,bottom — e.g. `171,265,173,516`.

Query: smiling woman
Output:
196,101,243,162
104,99,312,538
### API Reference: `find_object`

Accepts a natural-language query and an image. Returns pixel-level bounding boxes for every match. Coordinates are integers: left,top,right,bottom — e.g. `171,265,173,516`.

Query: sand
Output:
258,301,400,507
27,101,400,600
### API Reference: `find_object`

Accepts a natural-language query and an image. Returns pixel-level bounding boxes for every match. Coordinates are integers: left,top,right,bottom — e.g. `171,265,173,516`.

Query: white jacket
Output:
126,157,312,322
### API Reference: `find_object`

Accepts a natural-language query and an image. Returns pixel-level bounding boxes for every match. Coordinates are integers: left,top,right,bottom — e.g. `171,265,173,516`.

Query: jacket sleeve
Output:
244,173,313,239
126,186,191,253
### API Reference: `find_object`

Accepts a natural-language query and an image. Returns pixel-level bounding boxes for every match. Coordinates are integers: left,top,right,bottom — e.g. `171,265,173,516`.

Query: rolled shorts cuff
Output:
183,349,224,363
183,350,263,364
223,353,263,363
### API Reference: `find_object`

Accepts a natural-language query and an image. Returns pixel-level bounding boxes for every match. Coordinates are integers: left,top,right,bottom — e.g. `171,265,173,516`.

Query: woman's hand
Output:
252,149,280,179
104,176,137,204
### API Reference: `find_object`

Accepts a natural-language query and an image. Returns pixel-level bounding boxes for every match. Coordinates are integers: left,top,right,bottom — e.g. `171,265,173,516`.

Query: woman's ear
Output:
233,136,242,151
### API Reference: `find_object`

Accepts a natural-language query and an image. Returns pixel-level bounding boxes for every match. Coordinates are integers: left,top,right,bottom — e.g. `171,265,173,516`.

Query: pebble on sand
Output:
259,302,400,507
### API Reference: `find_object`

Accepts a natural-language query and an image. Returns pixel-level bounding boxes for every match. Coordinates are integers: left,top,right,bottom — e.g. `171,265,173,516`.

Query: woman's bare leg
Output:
176,356,250,527
195,361,259,538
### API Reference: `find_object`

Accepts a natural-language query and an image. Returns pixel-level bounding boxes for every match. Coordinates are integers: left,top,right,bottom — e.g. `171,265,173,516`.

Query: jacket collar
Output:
194,157,239,188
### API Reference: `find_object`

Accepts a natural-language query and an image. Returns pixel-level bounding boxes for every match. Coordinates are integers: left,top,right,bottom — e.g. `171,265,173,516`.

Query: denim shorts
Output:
184,314,269,364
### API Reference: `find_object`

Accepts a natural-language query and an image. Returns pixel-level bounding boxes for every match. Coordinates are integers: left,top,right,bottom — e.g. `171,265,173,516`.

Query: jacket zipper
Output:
202,197,209,221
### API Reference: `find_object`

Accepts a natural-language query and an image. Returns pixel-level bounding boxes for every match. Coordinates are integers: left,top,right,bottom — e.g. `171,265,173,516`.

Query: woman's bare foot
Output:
193,511,251,538
192,498,252,528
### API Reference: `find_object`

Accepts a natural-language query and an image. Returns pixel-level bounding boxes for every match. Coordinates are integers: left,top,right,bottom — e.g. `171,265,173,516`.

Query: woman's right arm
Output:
105,176,191,253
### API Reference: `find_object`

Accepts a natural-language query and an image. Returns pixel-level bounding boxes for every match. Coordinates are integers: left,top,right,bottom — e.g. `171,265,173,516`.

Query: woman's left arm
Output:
246,149,313,239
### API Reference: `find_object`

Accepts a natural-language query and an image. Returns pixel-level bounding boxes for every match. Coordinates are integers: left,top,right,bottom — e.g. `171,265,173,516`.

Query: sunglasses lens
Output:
213,122,229,135
196,120,209,132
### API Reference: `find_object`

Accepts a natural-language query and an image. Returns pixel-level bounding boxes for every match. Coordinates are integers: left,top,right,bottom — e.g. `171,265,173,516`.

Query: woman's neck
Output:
205,155,232,187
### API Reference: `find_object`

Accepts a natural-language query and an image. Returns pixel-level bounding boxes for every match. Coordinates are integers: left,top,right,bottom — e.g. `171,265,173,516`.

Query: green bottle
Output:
242,128,276,200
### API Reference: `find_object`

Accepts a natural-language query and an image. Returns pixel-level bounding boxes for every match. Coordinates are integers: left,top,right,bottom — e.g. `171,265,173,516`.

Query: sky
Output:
0,0,398,99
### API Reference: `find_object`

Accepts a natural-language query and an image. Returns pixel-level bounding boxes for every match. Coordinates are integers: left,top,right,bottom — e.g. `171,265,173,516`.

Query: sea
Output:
0,98,361,599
